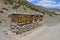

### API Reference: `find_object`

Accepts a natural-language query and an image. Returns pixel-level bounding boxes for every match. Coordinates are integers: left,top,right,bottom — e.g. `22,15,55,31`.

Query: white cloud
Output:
27,0,60,8
27,0,35,2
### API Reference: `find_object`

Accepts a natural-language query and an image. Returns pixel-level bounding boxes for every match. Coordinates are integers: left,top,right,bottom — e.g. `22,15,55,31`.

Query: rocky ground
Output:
0,13,42,40
0,14,60,40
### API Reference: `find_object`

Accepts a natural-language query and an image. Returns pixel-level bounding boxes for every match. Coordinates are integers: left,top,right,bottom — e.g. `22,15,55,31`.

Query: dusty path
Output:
0,15,60,40
29,22,60,40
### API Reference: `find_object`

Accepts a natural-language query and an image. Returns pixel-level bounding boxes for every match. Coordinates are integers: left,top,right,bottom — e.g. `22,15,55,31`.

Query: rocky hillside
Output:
0,0,58,16
48,8,60,12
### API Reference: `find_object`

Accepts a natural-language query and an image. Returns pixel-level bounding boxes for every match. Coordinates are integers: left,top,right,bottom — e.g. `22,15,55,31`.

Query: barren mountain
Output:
0,0,57,16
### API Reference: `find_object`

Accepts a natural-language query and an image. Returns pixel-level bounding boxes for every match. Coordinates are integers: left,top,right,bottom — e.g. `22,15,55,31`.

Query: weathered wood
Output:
9,14,43,25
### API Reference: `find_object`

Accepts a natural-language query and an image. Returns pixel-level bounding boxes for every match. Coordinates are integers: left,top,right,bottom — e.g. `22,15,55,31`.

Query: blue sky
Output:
27,0,60,9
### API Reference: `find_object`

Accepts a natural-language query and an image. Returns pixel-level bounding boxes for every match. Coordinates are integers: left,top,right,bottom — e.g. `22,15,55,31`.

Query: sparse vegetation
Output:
23,7,27,10
0,21,1,23
2,8,9,11
2,0,58,16
0,10,3,13
3,0,14,5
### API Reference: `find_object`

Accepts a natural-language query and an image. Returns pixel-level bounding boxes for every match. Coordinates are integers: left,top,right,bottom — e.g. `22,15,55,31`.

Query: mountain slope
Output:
0,0,58,16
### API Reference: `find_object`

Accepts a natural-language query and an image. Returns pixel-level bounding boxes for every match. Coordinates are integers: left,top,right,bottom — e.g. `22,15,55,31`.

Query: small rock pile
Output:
9,23,40,35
